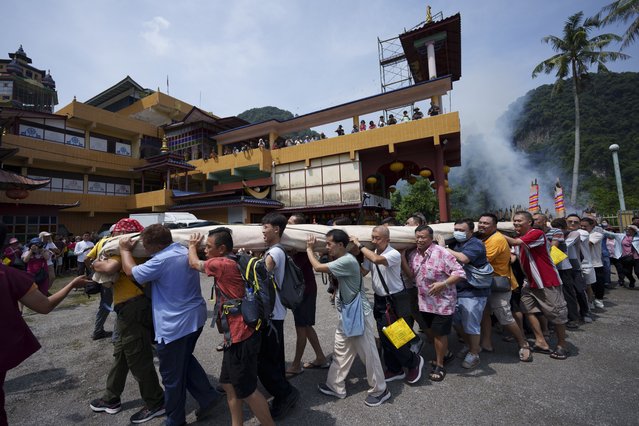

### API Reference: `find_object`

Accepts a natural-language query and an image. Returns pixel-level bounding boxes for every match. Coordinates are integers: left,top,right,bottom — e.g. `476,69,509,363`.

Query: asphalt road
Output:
5,273,639,425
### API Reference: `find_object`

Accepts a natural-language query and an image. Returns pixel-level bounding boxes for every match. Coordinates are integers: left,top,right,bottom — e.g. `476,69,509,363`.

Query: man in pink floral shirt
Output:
403,225,465,382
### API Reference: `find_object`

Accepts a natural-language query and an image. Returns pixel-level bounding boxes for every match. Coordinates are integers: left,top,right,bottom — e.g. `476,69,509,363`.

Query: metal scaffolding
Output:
377,9,444,121
377,35,413,121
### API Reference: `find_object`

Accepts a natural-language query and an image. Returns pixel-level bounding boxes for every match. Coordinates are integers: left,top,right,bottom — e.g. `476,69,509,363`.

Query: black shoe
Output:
130,405,165,423
92,330,113,341
270,387,300,420
195,396,221,421
89,398,121,414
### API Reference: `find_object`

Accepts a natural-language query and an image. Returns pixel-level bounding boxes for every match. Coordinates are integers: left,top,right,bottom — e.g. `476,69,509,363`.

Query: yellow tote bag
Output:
550,246,568,265
382,318,416,349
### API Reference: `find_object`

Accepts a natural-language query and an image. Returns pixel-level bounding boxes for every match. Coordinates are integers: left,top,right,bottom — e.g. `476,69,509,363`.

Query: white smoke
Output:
449,94,567,214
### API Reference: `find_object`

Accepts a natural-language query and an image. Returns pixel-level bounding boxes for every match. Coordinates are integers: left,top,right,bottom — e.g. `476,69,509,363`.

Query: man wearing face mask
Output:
446,219,490,370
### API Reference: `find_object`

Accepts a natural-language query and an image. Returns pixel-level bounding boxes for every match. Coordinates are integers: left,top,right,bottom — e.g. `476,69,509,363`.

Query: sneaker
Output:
89,398,122,414
92,330,113,341
317,383,346,399
456,345,469,359
364,388,391,407
270,386,300,420
130,405,165,424
384,370,406,382
405,355,424,384
594,299,605,309
461,352,480,369
583,315,593,324
195,395,221,421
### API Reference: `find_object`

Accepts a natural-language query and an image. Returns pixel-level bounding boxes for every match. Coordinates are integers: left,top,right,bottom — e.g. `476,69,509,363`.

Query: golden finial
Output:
426,5,432,23
160,136,169,153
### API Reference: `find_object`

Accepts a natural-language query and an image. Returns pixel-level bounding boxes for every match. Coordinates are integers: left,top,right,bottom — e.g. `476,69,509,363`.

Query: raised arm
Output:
188,233,205,272
20,275,91,314
306,234,330,273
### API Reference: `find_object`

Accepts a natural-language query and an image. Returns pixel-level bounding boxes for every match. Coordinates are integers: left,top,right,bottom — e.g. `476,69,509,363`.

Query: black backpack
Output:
233,253,276,333
272,244,305,310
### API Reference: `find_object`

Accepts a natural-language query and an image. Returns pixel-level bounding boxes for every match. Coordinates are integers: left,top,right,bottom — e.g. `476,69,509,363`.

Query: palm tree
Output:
532,12,629,205
598,0,639,48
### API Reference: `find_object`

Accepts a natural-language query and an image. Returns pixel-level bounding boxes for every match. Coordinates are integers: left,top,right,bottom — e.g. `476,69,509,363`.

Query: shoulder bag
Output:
340,275,365,337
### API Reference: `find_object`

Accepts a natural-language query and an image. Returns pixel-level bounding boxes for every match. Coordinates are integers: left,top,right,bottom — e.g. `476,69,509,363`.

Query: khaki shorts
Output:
520,285,568,325
487,291,515,326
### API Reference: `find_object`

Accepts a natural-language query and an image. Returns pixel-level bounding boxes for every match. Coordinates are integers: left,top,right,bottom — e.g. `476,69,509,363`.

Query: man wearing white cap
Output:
39,231,59,284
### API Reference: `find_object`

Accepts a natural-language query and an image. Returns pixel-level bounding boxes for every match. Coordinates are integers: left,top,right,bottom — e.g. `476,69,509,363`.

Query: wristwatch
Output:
358,244,365,251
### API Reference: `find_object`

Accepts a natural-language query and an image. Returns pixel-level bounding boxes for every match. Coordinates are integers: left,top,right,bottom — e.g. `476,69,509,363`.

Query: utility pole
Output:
609,144,626,211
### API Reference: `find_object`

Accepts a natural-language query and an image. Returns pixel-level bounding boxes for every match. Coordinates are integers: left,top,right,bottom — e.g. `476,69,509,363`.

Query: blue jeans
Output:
94,286,115,339
156,327,220,426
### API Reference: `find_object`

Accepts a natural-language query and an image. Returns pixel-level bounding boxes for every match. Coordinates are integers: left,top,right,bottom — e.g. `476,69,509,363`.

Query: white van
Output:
129,212,207,228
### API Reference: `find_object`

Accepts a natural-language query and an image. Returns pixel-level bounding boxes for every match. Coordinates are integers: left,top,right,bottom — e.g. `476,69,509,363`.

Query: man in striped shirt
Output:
502,211,569,360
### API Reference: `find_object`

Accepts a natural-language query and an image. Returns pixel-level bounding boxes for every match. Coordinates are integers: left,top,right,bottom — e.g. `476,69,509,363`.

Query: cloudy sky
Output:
3,0,637,208
5,0,636,134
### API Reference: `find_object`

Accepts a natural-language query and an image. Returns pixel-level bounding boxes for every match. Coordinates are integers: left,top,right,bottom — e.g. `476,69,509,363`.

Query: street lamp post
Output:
609,144,626,211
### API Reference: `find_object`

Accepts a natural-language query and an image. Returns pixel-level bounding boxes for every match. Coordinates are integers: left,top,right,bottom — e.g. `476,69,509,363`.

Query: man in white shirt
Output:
580,217,605,309
74,232,95,276
351,226,424,385
259,213,300,420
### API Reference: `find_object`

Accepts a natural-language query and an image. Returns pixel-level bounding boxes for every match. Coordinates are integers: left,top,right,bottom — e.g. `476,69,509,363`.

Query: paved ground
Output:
5,272,639,425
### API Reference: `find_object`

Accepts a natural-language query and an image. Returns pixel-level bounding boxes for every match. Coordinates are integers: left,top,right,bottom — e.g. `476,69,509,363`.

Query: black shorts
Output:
420,312,453,336
219,331,261,399
292,288,317,327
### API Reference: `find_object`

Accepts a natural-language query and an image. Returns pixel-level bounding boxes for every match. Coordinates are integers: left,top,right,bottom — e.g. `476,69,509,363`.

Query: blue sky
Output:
4,0,636,135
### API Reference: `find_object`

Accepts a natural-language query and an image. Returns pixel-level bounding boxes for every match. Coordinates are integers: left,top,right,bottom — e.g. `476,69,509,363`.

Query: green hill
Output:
237,106,319,140
510,71,639,212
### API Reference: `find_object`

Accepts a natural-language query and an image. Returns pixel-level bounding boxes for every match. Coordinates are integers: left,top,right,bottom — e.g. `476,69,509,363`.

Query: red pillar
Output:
434,144,449,222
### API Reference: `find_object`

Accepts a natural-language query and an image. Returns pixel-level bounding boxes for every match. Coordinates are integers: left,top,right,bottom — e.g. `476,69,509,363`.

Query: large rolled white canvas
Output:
100,222,516,257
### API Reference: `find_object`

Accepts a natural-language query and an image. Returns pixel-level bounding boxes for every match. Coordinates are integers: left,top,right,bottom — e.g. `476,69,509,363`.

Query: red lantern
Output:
5,189,29,200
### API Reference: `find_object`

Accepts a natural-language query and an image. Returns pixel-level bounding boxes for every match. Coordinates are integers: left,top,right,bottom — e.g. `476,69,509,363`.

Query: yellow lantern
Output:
366,176,378,185
389,161,404,173
445,187,453,194
419,168,432,178
407,176,417,185
444,179,449,187
389,186,396,193
443,165,450,174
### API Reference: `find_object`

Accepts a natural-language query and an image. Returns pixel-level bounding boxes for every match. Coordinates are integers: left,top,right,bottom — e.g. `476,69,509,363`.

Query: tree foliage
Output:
598,0,639,48
392,178,438,223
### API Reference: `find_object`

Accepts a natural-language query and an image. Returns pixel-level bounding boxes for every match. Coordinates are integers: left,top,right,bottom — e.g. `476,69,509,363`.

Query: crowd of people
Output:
2,211,638,425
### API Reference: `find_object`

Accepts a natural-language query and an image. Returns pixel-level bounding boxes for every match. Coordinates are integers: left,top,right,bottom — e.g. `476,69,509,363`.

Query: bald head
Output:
373,225,389,238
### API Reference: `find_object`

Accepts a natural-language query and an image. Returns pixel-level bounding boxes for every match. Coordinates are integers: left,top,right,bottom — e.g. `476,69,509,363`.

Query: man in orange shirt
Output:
477,214,531,362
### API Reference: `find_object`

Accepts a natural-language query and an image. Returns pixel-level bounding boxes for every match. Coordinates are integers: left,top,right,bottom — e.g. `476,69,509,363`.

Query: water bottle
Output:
245,286,255,302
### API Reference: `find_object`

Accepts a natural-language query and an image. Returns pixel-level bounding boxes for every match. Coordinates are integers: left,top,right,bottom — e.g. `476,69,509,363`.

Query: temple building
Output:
1,12,463,239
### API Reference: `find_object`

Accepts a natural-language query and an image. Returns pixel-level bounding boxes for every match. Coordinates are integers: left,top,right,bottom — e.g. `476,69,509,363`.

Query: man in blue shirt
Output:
119,224,220,426
446,218,490,370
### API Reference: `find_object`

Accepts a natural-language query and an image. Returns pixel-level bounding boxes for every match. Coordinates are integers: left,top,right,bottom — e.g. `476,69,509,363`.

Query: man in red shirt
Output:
188,228,274,426
502,211,569,360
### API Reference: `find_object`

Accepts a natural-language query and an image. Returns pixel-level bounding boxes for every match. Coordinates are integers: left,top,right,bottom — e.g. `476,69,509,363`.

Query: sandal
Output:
549,346,568,360
530,343,552,355
429,351,454,368
519,346,533,362
429,365,446,382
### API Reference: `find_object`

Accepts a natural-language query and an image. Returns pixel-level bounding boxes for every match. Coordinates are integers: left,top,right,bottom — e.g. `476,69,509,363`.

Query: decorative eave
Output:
0,169,51,190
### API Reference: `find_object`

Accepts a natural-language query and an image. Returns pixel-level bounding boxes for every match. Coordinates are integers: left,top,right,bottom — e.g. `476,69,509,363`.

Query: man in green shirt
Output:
305,229,390,407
